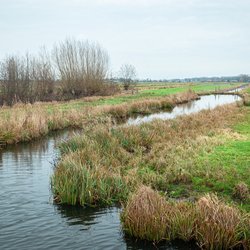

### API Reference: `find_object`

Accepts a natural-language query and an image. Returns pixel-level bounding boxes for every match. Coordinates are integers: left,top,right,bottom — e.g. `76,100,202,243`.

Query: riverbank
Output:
0,91,198,146
0,83,245,147
52,103,249,208
52,91,250,248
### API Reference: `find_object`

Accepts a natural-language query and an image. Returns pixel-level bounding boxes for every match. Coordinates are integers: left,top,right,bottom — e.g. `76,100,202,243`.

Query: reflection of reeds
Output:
121,187,250,249
0,91,198,146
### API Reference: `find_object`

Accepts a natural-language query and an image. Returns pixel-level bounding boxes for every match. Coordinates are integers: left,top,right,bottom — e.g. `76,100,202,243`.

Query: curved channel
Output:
0,94,242,250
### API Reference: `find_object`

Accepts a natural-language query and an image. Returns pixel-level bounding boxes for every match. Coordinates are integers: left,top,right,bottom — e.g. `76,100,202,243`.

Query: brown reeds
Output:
195,194,249,249
0,91,198,146
121,186,169,241
121,187,250,249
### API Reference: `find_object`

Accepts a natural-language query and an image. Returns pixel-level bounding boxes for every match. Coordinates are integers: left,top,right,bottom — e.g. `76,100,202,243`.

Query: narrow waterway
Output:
127,94,241,125
0,94,242,250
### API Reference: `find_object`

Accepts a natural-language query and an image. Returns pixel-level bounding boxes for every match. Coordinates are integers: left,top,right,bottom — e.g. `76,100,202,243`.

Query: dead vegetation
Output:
121,187,250,249
0,91,198,145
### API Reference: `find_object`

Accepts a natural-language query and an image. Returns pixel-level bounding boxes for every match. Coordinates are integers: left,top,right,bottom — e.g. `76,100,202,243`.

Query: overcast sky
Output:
1,0,250,79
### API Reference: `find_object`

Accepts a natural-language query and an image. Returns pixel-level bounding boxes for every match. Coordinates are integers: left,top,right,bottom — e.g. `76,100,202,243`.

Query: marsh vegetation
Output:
0,46,249,248
51,87,250,248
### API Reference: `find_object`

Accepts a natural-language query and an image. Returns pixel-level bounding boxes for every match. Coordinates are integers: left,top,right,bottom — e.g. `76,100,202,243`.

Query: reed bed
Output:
52,103,249,208
0,91,198,146
121,187,250,249
50,92,249,248
52,155,130,206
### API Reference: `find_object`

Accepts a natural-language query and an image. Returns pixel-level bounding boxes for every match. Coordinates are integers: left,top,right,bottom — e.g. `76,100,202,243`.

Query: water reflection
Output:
227,85,249,93
125,238,199,250
127,94,242,125
56,204,198,250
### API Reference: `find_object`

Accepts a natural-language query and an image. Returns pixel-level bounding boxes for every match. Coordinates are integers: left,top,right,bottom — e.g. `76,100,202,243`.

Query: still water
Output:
0,94,241,250
127,94,241,125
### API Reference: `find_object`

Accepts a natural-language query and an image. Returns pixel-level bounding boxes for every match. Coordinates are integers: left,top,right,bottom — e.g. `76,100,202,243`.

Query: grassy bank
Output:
0,83,242,146
52,103,249,208
0,91,198,146
243,86,250,106
50,88,250,247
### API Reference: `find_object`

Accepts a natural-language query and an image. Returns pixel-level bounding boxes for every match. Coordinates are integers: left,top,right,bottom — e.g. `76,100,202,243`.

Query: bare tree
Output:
119,64,137,90
0,52,55,105
0,38,114,106
0,56,18,105
53,38,110,97
239,74,250,83
31,47,55,101
0,54,34,105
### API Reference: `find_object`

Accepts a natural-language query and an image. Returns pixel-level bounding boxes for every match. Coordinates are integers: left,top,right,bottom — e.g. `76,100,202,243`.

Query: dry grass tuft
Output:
121,188,250,248
233,182,250,201
121,186,169,241
195,194,249,249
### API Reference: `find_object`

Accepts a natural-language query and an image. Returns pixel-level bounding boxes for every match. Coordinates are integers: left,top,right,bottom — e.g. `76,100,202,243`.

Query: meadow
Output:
51,84,250,248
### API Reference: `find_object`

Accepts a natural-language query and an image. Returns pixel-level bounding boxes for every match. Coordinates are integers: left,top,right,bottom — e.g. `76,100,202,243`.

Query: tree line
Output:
0,39,118,105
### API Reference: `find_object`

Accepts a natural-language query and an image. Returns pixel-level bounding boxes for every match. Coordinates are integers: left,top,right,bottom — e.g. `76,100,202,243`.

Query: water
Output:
0,94,241,249
227,84,249,93
127,94,241,125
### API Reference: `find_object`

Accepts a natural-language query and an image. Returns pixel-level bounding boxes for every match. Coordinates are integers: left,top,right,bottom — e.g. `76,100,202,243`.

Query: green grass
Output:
51,83,240,111
191,107,250,210
140,83,238,97
52,104,250,209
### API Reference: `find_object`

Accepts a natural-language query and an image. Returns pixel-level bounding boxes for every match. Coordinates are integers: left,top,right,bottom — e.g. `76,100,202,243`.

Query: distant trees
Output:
0,38,116,106
33,48,55,101
239,74,250,83
0,53,55,105
119,64,137,90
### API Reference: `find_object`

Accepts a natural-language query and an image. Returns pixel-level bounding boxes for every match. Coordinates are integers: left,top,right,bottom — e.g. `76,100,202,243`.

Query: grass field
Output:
52,103,249,209
0,90,198,145
53,82,240,110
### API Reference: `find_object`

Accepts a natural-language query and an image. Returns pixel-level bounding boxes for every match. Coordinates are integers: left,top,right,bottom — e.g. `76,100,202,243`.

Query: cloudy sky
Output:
1,0,250,79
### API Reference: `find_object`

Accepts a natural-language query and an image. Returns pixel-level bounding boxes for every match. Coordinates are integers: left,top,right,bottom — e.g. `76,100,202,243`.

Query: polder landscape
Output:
1,1,250,250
